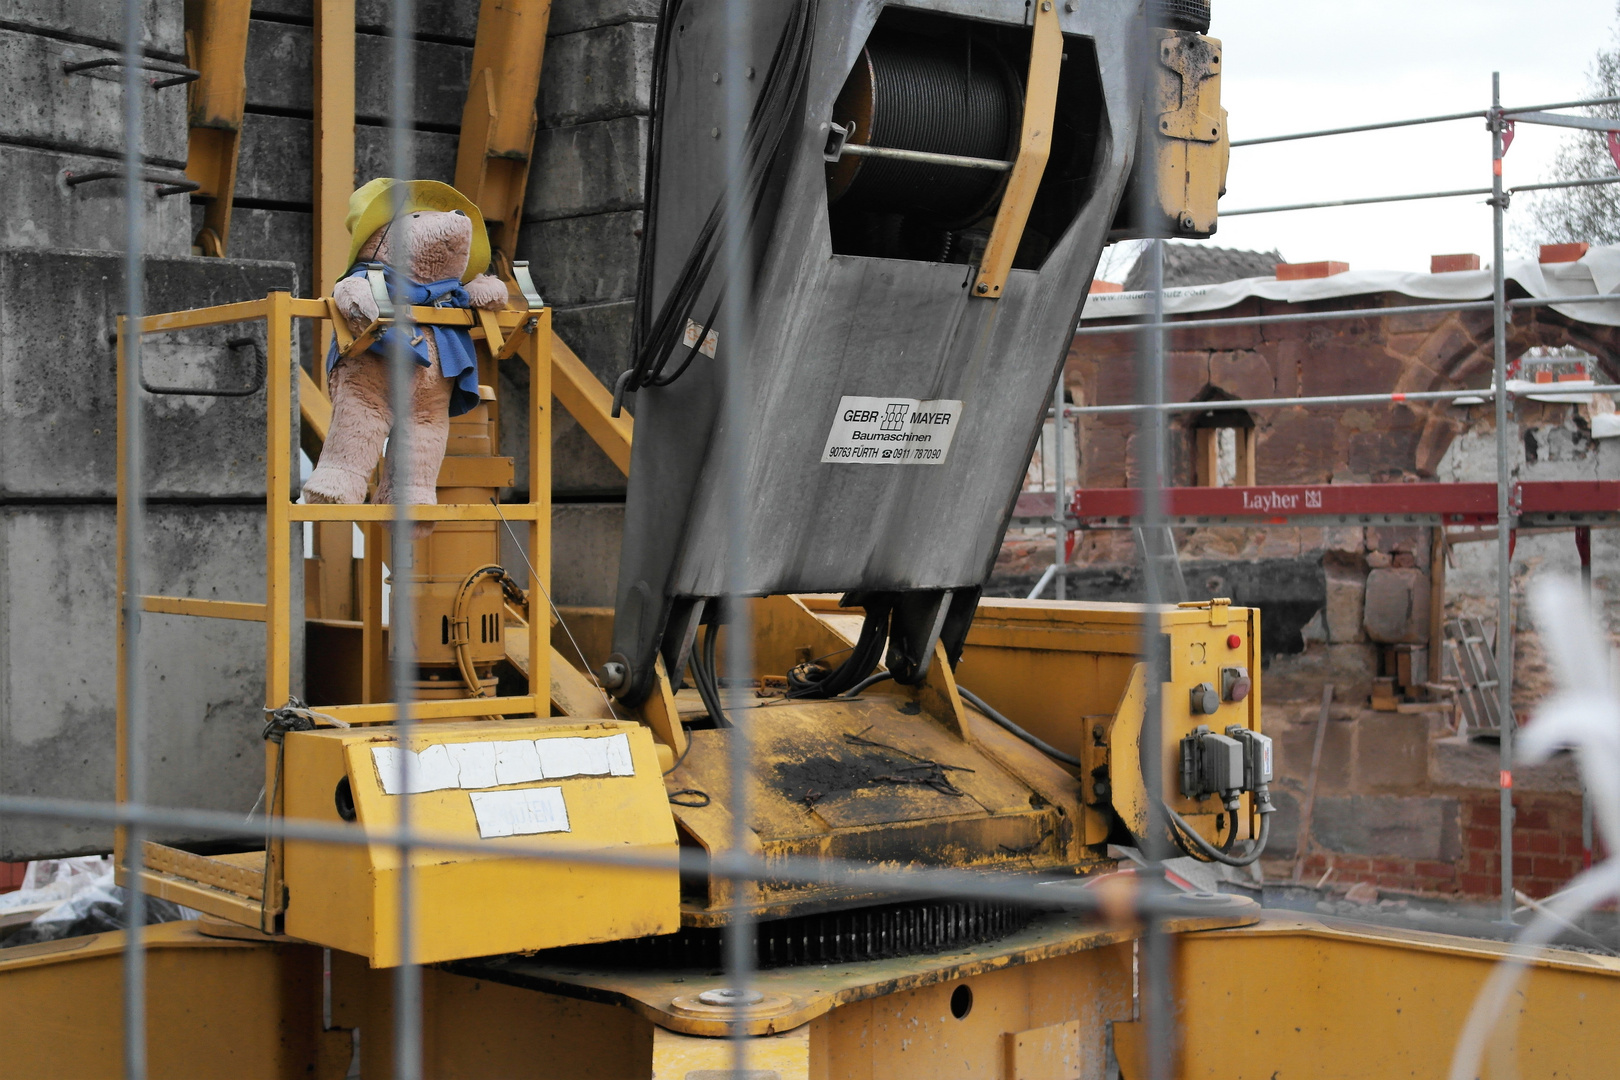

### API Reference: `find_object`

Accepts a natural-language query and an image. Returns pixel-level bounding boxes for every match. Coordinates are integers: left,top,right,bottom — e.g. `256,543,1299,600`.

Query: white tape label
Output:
820,396,963,465
371,732,635,796
469,787,571,838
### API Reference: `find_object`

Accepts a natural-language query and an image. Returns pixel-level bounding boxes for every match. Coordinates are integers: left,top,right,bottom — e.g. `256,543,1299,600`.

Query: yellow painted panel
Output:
1169,917,1620,1080
0,923,339,1080
653,1027,810,1080
282,719,679,966
1006,1019,1082,1080
809,944,1133,1080
335,962,655,1080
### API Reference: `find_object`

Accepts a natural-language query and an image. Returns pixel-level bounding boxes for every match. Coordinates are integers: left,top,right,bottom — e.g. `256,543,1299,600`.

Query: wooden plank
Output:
141,595,267,622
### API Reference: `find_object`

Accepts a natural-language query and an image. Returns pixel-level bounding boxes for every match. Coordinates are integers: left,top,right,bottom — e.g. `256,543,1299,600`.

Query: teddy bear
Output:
303,178,509,523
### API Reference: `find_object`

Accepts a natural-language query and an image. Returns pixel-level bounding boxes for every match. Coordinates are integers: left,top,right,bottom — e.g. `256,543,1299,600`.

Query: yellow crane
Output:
1,2,1617,1078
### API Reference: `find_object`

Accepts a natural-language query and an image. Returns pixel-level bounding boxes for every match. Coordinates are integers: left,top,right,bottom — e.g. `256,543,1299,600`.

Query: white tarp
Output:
1080,247,1620,328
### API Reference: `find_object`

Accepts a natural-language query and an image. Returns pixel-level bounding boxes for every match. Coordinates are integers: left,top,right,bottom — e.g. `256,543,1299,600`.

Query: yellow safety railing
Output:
116,291,554,757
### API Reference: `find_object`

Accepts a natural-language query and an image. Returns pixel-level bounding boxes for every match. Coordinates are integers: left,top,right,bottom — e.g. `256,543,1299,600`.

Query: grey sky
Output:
1159,0,1620,275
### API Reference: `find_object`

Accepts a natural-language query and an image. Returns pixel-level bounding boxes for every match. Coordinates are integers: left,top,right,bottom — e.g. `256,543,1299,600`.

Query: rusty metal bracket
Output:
62,54,199,88
66,170,199,197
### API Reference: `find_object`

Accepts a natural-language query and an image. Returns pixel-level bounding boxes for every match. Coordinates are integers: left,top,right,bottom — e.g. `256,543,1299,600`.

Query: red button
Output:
1226,634,1242,649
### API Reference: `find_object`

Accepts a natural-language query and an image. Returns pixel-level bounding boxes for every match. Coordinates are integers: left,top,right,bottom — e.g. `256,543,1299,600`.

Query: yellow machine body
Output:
656,596,1265,923
279,719,679,967
5,910,1620,1079
8,5,1615,1077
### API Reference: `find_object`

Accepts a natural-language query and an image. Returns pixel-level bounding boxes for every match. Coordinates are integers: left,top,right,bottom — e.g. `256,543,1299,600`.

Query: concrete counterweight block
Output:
1363,567,1431,644
0,26,187,166
0,504,303,861
0,249,299,500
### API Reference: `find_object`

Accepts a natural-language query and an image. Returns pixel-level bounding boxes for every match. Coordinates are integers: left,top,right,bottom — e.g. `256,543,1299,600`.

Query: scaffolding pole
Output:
1074,290,1620,338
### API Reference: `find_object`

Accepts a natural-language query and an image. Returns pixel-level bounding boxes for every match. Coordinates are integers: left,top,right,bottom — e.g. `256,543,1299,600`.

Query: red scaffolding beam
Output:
1011,481,1620,528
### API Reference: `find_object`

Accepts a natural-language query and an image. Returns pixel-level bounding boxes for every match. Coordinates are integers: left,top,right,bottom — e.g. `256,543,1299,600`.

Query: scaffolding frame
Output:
1027,77,1620,933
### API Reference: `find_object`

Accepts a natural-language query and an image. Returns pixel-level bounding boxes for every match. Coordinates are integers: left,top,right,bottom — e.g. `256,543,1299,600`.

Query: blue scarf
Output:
325,266,482,417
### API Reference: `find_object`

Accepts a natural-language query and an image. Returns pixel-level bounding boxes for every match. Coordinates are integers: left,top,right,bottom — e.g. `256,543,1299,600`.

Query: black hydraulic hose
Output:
1162,799,1273,867
625,0,819,398
841,671,894,697
692,625,732,728
955,686,1084,769
786,603,891,699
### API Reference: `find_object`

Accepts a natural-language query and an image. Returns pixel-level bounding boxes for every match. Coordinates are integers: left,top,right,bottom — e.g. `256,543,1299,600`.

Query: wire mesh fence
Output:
3,2,1617,1077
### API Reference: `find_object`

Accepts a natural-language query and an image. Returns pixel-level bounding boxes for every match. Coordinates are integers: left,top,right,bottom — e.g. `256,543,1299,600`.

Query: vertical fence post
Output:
721,0,756,1072
389,1,422,1076
1136,13,1173,1079
1489,72,1517,925
120,0,149,1073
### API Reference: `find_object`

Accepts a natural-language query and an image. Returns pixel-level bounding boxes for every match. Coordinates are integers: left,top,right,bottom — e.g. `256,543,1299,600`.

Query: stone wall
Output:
0,4,302,858
1267,696,1591,900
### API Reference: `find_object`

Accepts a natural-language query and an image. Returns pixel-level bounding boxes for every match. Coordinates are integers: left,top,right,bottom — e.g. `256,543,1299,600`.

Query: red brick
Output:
1459,874,1498,895
1515,807,1550,830
1531,856,1578,882
1520,831,1562,854
1431,253,1481,273
1548,804,1584,833
1469,802,1500,828
1540,242,1590,264
1089,279,1123,294
1513,854,1534,875
1465,827,1498,851
1372,859,1407,875
1334,856,1373,874
1277,260,1350,281
1415,861,1455,879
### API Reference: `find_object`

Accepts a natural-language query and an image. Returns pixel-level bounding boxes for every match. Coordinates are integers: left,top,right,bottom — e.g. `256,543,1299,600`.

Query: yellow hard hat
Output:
343,178,490,284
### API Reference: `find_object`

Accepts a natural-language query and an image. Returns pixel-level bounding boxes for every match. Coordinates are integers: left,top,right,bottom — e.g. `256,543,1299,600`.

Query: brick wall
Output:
1286,793,1592,899
1262,697,1592,899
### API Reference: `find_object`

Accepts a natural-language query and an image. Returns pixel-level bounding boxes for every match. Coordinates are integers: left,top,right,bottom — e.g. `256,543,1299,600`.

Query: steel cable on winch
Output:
829,34,1021,225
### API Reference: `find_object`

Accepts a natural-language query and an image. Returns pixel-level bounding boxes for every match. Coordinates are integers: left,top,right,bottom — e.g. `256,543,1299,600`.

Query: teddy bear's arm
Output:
333,275,380,332
464,274,511,310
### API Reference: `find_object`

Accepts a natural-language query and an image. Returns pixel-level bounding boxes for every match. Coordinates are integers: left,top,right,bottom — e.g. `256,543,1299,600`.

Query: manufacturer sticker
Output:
820,396,963,465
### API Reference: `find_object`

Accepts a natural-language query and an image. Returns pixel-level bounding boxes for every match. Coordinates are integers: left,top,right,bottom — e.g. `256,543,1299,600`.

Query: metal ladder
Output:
1134,525,1188,605
1444,616,1510,737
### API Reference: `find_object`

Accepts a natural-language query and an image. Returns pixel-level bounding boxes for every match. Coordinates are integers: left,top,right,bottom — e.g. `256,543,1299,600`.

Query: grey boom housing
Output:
609,0,1143,705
